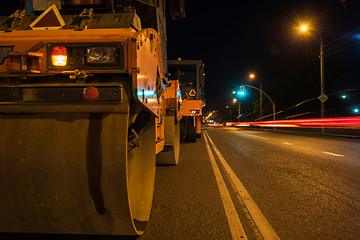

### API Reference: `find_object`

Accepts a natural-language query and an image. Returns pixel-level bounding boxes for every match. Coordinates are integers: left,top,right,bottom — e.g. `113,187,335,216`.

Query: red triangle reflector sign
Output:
189,89,196,97
30,4,65,30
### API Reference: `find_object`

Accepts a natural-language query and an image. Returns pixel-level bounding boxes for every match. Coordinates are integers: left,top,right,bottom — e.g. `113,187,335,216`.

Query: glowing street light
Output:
249,73,263,118
238,86,245,96
240,84,276,121
300,25,308,32
232,88,243,120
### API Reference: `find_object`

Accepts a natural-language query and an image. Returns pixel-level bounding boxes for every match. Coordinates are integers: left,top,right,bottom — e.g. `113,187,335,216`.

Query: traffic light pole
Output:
320,39,325,134
238,100,241,121
260,80,263,120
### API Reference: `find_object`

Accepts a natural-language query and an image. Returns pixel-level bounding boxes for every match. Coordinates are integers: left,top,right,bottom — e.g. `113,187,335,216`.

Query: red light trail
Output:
226,116,360,129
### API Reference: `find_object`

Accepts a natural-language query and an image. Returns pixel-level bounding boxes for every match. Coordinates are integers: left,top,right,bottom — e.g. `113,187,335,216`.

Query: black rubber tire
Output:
186,117,196,142
180,118,187,142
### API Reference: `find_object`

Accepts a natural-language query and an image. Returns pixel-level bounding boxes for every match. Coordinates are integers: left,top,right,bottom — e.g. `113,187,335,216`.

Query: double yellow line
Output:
203,131,280,240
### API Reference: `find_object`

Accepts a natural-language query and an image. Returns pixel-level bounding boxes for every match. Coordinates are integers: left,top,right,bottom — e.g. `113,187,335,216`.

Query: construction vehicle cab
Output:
0,0,184,236
168,59,205,142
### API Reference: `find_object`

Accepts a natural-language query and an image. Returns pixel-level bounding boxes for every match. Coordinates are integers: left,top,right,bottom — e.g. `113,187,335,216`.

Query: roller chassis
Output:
0,3,182,236
168,59,205,143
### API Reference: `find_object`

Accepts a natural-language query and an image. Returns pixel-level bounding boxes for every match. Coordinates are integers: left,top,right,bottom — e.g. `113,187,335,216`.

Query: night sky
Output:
166,0,360,120
2,1,360,120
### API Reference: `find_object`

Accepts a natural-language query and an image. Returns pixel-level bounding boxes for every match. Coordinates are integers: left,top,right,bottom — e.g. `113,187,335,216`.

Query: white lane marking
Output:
282,142,293,145
203,132,248,240
205,131,280,240
322,151,345,157
240,133,269,140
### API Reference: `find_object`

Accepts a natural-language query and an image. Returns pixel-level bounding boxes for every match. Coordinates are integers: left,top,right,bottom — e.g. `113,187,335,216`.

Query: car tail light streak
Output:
51,46,67,66
227,116,360,129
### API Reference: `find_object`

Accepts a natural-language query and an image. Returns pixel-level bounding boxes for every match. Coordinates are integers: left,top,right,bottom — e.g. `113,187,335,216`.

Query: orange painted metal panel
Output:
0,28,135,74
182,99,203,117
196,116,202,134
131,28,163,117
163,80,182,121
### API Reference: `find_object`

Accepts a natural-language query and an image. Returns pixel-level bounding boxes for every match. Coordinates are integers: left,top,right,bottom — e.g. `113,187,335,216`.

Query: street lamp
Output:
300,25,326,134
249,73,263,119
300,25,307,31
225,105,232,121
232,87,244,121
240,84,276,121
238,86,245,96
232,96,240,120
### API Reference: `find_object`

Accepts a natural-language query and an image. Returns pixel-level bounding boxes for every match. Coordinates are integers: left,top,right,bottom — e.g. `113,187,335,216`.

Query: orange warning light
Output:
51,46,67,66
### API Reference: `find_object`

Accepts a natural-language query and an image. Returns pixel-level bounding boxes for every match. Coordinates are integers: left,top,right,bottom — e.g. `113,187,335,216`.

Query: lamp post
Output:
249,73,263,119
233,87,245,121
225,105,232,121
233,98,240,120
240,84,275,121
300,25,326,134
320,39,326,125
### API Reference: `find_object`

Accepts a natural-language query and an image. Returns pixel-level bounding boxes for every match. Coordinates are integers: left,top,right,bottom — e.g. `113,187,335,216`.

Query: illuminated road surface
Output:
141,127,360,240
1,127,360,239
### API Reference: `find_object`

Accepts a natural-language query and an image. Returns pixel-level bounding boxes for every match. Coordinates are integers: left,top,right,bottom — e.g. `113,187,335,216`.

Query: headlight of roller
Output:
86,46,117,64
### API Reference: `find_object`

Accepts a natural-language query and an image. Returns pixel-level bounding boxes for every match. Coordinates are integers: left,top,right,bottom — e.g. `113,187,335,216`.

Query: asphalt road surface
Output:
140,127,360,239
1,127,360,239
